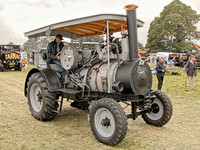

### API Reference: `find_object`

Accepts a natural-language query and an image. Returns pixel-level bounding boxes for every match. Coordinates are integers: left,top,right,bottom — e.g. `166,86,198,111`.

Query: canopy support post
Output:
34,36,36,51
106,20,110,93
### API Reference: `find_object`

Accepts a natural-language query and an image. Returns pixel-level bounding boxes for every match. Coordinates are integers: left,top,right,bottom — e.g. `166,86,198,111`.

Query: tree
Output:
23,37,54,52
22,38,35,51
138,42,145,50
146,0,200,53
78,35,104,48
82,35,103,42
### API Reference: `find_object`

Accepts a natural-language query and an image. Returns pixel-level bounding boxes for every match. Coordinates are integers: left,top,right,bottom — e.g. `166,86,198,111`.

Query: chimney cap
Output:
124,4,138,10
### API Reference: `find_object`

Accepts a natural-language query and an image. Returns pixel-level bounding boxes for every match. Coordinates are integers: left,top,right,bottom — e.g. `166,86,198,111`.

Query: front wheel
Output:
89,98,127,146
142,90,173,126
18,63,22,71
15,63,22,71
0,62,4,72
27,72,59,121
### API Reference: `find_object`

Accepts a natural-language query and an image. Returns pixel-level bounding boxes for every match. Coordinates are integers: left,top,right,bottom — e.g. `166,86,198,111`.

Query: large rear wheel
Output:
142,90,173,126
89,98,127,145
27,72,59,121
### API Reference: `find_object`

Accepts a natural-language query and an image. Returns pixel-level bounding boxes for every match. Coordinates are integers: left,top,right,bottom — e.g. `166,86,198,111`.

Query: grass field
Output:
0,64,200,150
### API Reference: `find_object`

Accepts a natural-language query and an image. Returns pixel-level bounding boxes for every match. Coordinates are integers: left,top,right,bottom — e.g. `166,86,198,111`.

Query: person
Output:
192,50,197,57
47,34,66,81
179,54,185,68
168,59,173,68
156,57,167,90
172,57,176,66
22,59,25,68
24,57,28,69
185,55,198,90
151,57,155,63
32,52,35,64
156,57,159,63
164,57,168,64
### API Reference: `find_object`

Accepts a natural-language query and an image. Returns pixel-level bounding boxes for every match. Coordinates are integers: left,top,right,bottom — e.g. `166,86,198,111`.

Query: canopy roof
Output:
24,14,144,39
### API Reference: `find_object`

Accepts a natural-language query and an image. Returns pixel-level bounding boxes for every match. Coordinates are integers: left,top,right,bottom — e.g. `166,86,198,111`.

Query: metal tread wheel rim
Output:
30,83,43,112
146,98,164,120
94,108,115,138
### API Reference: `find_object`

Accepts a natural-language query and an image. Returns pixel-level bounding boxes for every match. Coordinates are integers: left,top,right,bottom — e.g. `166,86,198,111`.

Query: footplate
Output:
57,88,82,100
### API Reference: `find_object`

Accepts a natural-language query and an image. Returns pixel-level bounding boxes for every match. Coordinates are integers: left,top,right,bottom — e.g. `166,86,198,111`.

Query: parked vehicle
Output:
0,44,22,71
168,53,188,66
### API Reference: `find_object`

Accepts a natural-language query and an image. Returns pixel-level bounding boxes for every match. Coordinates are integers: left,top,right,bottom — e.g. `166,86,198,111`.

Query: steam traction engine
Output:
0,44,22,71
24,5,173,145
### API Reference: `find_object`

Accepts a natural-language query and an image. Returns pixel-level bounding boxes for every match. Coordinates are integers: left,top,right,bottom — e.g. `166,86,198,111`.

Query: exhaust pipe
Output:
124,4,138,60
116,5,152,96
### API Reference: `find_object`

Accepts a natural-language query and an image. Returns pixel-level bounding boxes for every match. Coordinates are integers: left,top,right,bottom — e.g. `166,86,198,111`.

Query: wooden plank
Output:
66,27,96,34
69,27,98,34
60,28,87,35
110,20,127,27
73,24,104,32
56,28,85,35
90,21,118,30
55,19,129,37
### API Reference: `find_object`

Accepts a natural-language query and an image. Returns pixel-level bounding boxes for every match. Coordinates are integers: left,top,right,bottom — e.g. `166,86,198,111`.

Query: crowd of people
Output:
155,55,198,90
21,57,29,70
21,53,34,70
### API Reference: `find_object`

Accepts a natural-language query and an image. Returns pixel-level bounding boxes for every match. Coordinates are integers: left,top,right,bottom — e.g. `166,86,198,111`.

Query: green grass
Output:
0,64,200,150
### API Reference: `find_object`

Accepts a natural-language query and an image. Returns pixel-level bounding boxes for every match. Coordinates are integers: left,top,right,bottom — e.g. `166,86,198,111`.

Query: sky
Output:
0,0,200,46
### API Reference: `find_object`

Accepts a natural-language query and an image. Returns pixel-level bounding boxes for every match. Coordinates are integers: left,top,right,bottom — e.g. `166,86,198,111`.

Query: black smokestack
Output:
124,4,138,60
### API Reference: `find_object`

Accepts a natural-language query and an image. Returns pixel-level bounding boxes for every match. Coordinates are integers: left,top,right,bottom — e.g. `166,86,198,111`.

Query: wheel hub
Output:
37,91,43,104
101,117,110,127
152,103,160,113
94,108,115,137
146,98,164,121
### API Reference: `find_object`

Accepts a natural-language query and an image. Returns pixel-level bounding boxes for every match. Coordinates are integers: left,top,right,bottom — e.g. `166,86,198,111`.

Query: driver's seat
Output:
42,52,63,79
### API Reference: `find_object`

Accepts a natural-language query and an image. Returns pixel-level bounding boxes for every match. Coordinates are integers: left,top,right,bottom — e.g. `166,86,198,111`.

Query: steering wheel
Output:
56,51,61,57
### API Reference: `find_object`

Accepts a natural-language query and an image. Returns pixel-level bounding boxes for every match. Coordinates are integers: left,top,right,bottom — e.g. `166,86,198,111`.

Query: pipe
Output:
124,4,139,60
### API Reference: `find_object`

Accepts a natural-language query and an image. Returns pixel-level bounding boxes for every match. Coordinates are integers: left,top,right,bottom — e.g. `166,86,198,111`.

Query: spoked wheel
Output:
27,72,59,121
142,90,173,126
89,98,127,146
